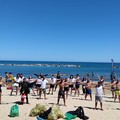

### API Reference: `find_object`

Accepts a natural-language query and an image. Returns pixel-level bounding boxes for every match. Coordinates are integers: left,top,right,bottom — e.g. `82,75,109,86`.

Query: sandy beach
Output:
0,80,120,120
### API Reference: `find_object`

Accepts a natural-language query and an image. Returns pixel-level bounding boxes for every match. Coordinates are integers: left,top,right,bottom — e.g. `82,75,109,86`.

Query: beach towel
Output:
9,104,19,117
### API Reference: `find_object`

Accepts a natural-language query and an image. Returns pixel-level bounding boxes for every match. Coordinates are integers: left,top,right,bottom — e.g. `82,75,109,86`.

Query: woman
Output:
0,76,3,104
82,77,87,95
74,78,81,97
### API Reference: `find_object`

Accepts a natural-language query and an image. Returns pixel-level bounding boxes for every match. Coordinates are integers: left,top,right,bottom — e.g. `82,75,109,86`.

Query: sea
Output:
0,60,120,82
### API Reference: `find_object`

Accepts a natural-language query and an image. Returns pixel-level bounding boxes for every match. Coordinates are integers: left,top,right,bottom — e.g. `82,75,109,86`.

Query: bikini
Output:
0,84,2,92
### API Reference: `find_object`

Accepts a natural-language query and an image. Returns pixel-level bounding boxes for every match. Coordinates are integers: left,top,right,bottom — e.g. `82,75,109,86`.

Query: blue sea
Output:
0,60,120,82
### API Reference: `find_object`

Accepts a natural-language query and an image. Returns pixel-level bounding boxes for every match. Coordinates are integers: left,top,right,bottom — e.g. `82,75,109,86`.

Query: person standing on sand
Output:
95,82,104,111
85,79,92,101
10,74,21,96
74,78,81,97
48,74,56,95
5,72,9,87
54,71,61,91
0,76,3,104
64,78,70,99
111,78,116,98
82,77,87,95
57,78,66,106
20,78,30,104
39,76,48,99
97,75,105,95
114,79,120,102
69,75,76,95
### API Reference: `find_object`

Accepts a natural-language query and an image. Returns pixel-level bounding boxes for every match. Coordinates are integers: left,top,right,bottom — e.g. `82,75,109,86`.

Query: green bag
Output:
9,104,19,117
65,112,77,120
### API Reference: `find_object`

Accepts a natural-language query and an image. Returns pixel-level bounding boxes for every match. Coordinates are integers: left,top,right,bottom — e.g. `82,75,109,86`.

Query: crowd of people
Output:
0,71,120,110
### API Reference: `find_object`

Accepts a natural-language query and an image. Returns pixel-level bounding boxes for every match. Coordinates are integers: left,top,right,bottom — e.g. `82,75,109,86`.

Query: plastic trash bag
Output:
48,104,64,120
9,104,19,117
29,104,47,117
48,110,57,120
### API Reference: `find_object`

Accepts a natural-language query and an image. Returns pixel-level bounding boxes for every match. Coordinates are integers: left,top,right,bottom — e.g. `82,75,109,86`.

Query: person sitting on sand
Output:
95,82,104,111
57,78,66,106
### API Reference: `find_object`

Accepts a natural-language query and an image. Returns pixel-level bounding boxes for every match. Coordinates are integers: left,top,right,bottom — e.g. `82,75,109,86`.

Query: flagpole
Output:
111,59,114,73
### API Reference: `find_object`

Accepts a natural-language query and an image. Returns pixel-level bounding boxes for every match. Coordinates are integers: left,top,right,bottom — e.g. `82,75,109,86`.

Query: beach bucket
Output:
21,93,26,104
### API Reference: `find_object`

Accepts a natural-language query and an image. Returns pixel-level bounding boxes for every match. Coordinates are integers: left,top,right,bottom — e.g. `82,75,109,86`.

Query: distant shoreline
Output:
0,63,81,68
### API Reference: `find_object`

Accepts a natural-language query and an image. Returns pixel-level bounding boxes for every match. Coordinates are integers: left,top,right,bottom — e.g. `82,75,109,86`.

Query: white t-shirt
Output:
36,78,42,84
96,86,103,96
72,78,76,83
40,79,48,89
14,77,21,83
50,77,56,84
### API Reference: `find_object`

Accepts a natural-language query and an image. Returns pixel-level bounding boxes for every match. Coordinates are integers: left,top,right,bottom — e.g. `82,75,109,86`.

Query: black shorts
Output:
64,87,69,91
35,84,41,87
58,90,65,98
69,85,73,88
50,84,55,88
75,84,80,89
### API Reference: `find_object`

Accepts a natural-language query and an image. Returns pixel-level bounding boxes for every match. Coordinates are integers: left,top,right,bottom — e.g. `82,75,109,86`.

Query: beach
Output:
0,80,120,120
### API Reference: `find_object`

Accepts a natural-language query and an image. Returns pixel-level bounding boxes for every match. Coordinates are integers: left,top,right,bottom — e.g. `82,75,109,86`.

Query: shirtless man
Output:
114,79,120,102
85,79,92,101
57,78,66,106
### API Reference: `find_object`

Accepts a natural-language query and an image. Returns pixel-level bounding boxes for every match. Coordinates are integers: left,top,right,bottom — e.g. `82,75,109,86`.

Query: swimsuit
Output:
0,84,2,92
75,82,80,89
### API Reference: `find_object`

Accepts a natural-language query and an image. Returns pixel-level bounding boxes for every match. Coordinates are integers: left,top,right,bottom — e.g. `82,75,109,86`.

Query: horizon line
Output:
0,59,119,63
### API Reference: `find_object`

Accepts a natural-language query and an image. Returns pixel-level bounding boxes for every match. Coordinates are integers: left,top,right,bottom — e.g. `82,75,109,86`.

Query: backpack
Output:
9,104,19,117
75,106,89,120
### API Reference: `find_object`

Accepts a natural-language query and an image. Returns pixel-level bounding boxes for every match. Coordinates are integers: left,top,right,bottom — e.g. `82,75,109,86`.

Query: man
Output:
114,79,120,102
57,78,66,106
20,78,30,104
39,76,48,99
95,82,103,111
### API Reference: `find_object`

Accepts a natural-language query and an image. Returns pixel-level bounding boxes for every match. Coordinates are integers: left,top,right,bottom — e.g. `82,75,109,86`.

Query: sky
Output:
0,0,120,62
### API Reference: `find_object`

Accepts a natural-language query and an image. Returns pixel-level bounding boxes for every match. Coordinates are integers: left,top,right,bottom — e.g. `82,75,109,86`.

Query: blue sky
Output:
0,0,120,62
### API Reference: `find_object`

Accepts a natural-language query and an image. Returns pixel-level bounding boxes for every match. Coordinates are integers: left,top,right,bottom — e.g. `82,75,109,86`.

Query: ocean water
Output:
0,60,120,82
